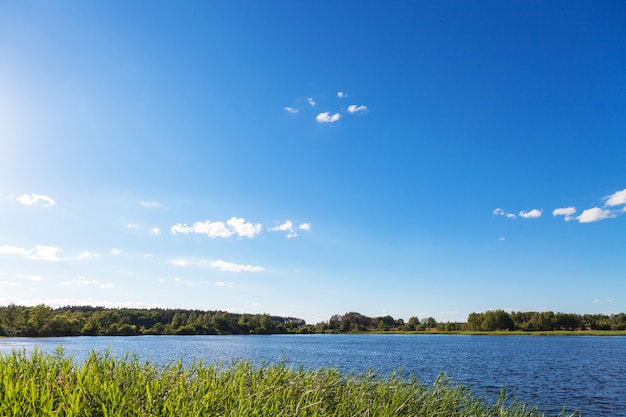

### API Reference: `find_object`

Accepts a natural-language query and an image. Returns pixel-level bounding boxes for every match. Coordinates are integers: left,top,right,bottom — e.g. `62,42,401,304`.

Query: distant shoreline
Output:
2,329,626,338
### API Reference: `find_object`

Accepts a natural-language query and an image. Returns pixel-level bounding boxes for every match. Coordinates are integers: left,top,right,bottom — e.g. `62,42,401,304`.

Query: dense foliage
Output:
0,349,578,416
1,304,624,337
0,304,305,337
466,310,626,331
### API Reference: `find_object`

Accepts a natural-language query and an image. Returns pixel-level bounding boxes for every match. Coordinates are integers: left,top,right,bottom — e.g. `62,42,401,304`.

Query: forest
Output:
0,304,625,337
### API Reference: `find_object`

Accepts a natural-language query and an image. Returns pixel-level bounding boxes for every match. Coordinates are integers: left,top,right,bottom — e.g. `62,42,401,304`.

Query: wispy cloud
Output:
15,273,44,281
284,106,298,113
307,97,316,106
126,223,139,229
0,245,61,262
337,92,347,98
553,207,576,221
268,220,311,238
492,208,516,218
0,245,29,256
140,201,160,207
347,104,367,114
268,220,297,238
111,248,121,255
316,112,341,123
61,278,115,288
210,260,264,272
171,217,262,238
75,251,101,260
16,193,55,207
174,277,195,287
519,209,542,219
149,227,161,236
171,258,263,272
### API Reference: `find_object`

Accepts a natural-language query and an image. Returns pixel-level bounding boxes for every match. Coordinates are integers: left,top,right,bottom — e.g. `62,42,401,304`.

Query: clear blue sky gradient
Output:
1,1,624,324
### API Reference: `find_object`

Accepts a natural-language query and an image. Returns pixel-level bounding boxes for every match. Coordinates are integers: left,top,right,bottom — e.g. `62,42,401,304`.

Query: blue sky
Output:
1,1,625,324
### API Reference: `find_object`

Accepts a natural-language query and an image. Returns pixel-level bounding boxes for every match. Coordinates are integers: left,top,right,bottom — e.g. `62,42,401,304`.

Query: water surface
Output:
1,334,624,416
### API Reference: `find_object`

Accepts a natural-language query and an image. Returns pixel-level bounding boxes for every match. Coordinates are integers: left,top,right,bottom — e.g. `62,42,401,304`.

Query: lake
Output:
1,334,624,416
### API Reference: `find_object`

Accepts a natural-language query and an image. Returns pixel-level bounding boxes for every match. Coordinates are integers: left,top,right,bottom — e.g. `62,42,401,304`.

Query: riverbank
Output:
379,329,626,336
0,349,579,416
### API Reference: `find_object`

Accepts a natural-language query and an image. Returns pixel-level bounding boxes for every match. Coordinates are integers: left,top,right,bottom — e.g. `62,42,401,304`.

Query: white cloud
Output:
337,92,347,98
149,227,161,236
553,207,576,221
144,253,153,258
171,220,232,237
498,237,505,241
0,244,60,261
61,279,99,287
171,217,261,238
126,223,139,229
519,209,542,219
226,217,263,238
29,245,61,262
268,220,298,238
577,207,614,223
316,112,341,123
140,201,160,207
284,106,298,113
493,208,516,218
16,193,55,207
307,97,316,106
76,251,100,260
60,278,113,289
299,223,311,231
210,260,264,272
0,281,21,287
111,248,121,255
347,104,367,114
15,273,44,281
0,245,29,256
269,220,293,232
604,188,626,207
171,259,190,267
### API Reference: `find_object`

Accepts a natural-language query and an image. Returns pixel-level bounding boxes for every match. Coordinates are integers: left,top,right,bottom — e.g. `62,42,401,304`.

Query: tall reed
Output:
0,348,578,416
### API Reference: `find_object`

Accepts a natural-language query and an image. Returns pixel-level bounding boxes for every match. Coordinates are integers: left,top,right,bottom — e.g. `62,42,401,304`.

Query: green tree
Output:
26,304,53,336
407,316,420,331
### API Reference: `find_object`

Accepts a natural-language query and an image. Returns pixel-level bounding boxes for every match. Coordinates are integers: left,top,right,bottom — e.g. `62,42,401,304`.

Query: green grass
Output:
0,348,579,416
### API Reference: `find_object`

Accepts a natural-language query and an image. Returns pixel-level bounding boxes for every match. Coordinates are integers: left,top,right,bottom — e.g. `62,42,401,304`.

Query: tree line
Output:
0,304,305,337
466,310,626,331
1,305,625,337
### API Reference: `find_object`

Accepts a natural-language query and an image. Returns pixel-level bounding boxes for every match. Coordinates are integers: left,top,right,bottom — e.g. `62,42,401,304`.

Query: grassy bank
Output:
0,349,579,416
